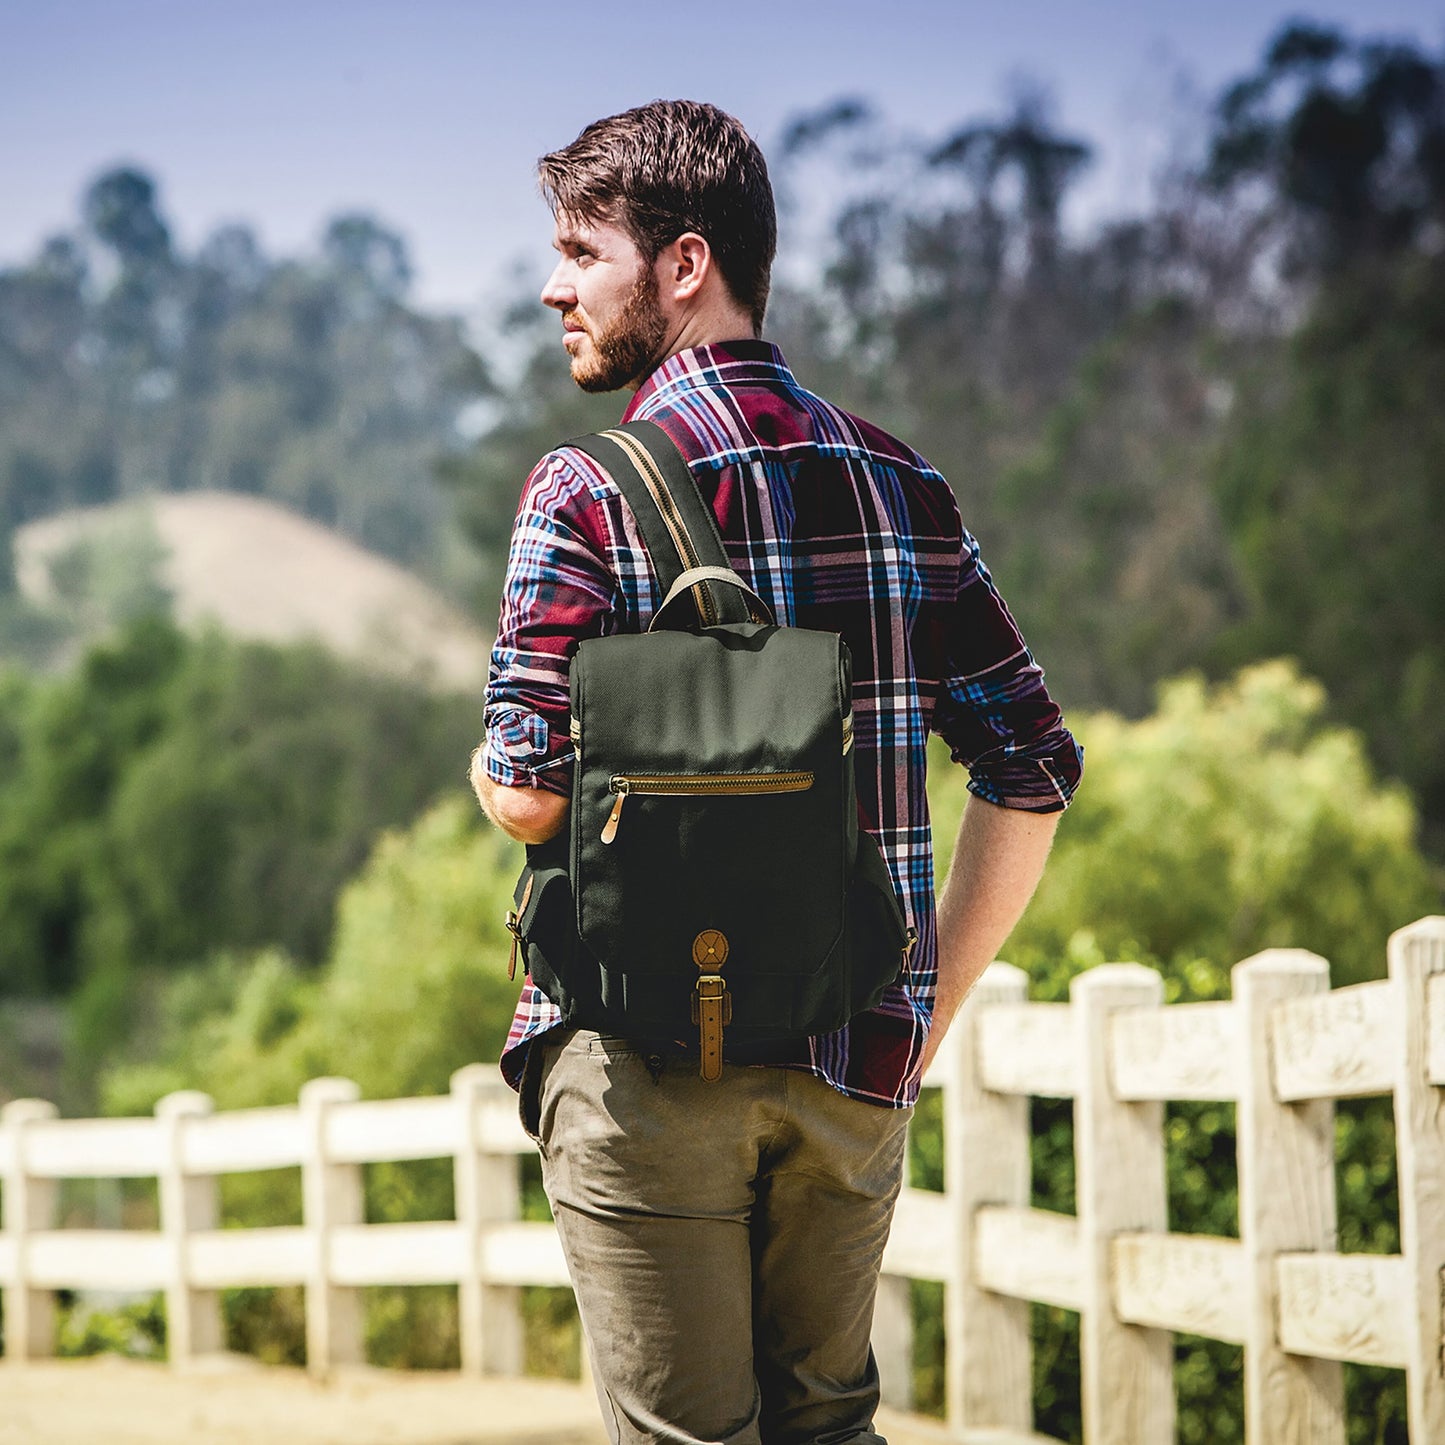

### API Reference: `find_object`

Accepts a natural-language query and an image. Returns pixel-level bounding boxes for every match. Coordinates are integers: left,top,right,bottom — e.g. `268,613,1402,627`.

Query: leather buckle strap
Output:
691,974,732,1082
690,930,731,1081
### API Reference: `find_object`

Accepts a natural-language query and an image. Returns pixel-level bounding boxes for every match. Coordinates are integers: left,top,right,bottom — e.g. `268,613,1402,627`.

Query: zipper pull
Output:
600,778,630,844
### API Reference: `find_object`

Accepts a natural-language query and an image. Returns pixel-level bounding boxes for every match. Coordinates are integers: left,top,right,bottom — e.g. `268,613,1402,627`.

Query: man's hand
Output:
469,744,569,845
917,796,1060,1078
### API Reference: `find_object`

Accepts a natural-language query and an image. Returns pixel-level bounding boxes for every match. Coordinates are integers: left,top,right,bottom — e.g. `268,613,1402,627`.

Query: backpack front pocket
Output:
599,770,814,844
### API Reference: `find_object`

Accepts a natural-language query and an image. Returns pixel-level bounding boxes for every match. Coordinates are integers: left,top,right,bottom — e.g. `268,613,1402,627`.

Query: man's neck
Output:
662,298,757,361
628,318,759,393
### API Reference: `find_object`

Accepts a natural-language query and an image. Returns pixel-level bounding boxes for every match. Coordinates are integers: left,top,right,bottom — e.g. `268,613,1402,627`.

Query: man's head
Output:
538,100,777,392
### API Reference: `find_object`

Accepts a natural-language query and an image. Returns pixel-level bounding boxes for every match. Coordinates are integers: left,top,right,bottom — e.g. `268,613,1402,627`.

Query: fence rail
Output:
3,916,1443,1444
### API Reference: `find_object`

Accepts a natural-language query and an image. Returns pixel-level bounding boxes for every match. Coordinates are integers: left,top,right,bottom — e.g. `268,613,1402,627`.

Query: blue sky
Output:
4,0,1442,316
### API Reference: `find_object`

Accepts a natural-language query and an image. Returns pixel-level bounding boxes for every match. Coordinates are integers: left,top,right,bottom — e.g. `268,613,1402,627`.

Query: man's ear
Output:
657,232,712,303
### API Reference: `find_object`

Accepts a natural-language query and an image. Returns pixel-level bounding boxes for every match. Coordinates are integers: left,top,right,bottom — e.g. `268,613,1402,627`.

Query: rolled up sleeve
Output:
931,529,1083,812
484,452,617,796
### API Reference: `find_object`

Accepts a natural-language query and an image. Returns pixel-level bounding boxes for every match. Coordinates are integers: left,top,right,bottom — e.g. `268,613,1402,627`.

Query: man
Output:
472,100,1081,1445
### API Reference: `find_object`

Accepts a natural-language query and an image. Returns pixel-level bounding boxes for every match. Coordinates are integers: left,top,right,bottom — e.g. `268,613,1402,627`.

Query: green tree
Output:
0,617,186,997
930,660,1435,990
1208,22,1445,273
1213,254,1445,847
105,798,520,1115
0,621,483,1079
994,299,1248,712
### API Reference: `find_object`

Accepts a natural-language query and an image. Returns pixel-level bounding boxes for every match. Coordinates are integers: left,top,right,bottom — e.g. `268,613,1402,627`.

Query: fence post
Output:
944,960,1031,1434
872,1270,913,1411
451,1063,523,1375
1389,917,1445,1444
1072,964,1173,1445
155,1090,223,1364
1234,950,1344,1444
0,1098,58,1360
299,1077,364,1377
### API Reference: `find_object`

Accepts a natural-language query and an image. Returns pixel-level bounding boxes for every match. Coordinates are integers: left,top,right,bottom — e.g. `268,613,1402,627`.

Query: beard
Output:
568,270,668,394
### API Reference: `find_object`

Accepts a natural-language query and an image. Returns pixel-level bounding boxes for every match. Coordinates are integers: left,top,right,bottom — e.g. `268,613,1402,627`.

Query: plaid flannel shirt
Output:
485,341,1081,1108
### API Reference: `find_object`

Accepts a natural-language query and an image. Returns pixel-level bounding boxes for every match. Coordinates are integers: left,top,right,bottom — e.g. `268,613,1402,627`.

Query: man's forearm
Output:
469,744,569,845
921,796,1060,1073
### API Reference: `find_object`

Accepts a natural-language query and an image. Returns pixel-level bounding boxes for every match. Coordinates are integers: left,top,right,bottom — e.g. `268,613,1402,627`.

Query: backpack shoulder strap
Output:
565,420,750,628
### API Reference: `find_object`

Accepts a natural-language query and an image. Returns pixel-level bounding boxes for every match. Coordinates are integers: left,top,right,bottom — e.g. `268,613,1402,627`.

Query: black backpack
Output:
507,421,913,1079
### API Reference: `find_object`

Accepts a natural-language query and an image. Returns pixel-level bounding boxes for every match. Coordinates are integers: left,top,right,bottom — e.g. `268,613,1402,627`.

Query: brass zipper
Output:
602,428,718,628
600,769,814,844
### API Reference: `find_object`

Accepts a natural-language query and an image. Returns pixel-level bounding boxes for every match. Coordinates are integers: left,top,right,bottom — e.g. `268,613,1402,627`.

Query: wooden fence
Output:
2,916,1443,1443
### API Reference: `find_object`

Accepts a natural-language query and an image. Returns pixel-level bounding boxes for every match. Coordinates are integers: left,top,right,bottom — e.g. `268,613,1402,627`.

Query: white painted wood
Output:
1,1098,59,1360
473,1090,537,1155
479,1221,572,1288
1427,971,1445,1086
976,1001,1076,1098
1110,1001,1238,1102
0,1237,13,1279
452,1064,523,1376
882,1187,954,1283
1234,950,1345,1444
330,1221,465,1286
1270,979,1396,1102
873,1272,914,1412
180,1105,306,1174
973,1206,1083,1313
1389,917,1445,1443
299,1077,365,1377
945,963,1033,1436
1072,965,1173,1445
187,1226,311,1288
27,1229,170,1290
324,1094,459,1165
949,1433,1065,1445
1112,1232,1247,1344
156,1091,223,1363
1274,1252,1409,1369
919,1033,956,1090
22,1114,164,1178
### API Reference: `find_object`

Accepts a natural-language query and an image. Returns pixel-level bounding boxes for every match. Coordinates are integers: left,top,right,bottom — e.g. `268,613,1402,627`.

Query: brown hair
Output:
538,100,777,333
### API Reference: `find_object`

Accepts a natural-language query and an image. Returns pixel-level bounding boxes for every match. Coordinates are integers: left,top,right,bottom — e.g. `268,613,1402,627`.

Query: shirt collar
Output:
621,340,794,421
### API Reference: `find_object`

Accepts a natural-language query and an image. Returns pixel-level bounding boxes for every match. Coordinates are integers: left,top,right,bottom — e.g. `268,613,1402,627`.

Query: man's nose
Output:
541,262,575,311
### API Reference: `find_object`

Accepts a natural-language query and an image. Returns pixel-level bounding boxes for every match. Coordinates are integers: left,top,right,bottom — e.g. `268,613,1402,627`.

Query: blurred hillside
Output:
0,172,490,615
14,492,491,691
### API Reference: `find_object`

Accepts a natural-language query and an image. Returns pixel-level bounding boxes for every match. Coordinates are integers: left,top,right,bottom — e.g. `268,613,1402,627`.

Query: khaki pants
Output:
523,1030,910,1445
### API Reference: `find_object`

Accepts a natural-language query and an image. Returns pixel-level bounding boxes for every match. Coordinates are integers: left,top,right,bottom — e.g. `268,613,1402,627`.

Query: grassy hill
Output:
15,492,492,693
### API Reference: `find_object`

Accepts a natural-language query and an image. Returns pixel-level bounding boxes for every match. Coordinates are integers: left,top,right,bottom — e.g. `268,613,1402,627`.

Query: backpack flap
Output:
571,619,858,1036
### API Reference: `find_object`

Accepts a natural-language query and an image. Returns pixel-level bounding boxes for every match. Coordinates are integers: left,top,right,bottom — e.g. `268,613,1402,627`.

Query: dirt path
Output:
0,1359,606,1445
0,1358,976,1445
